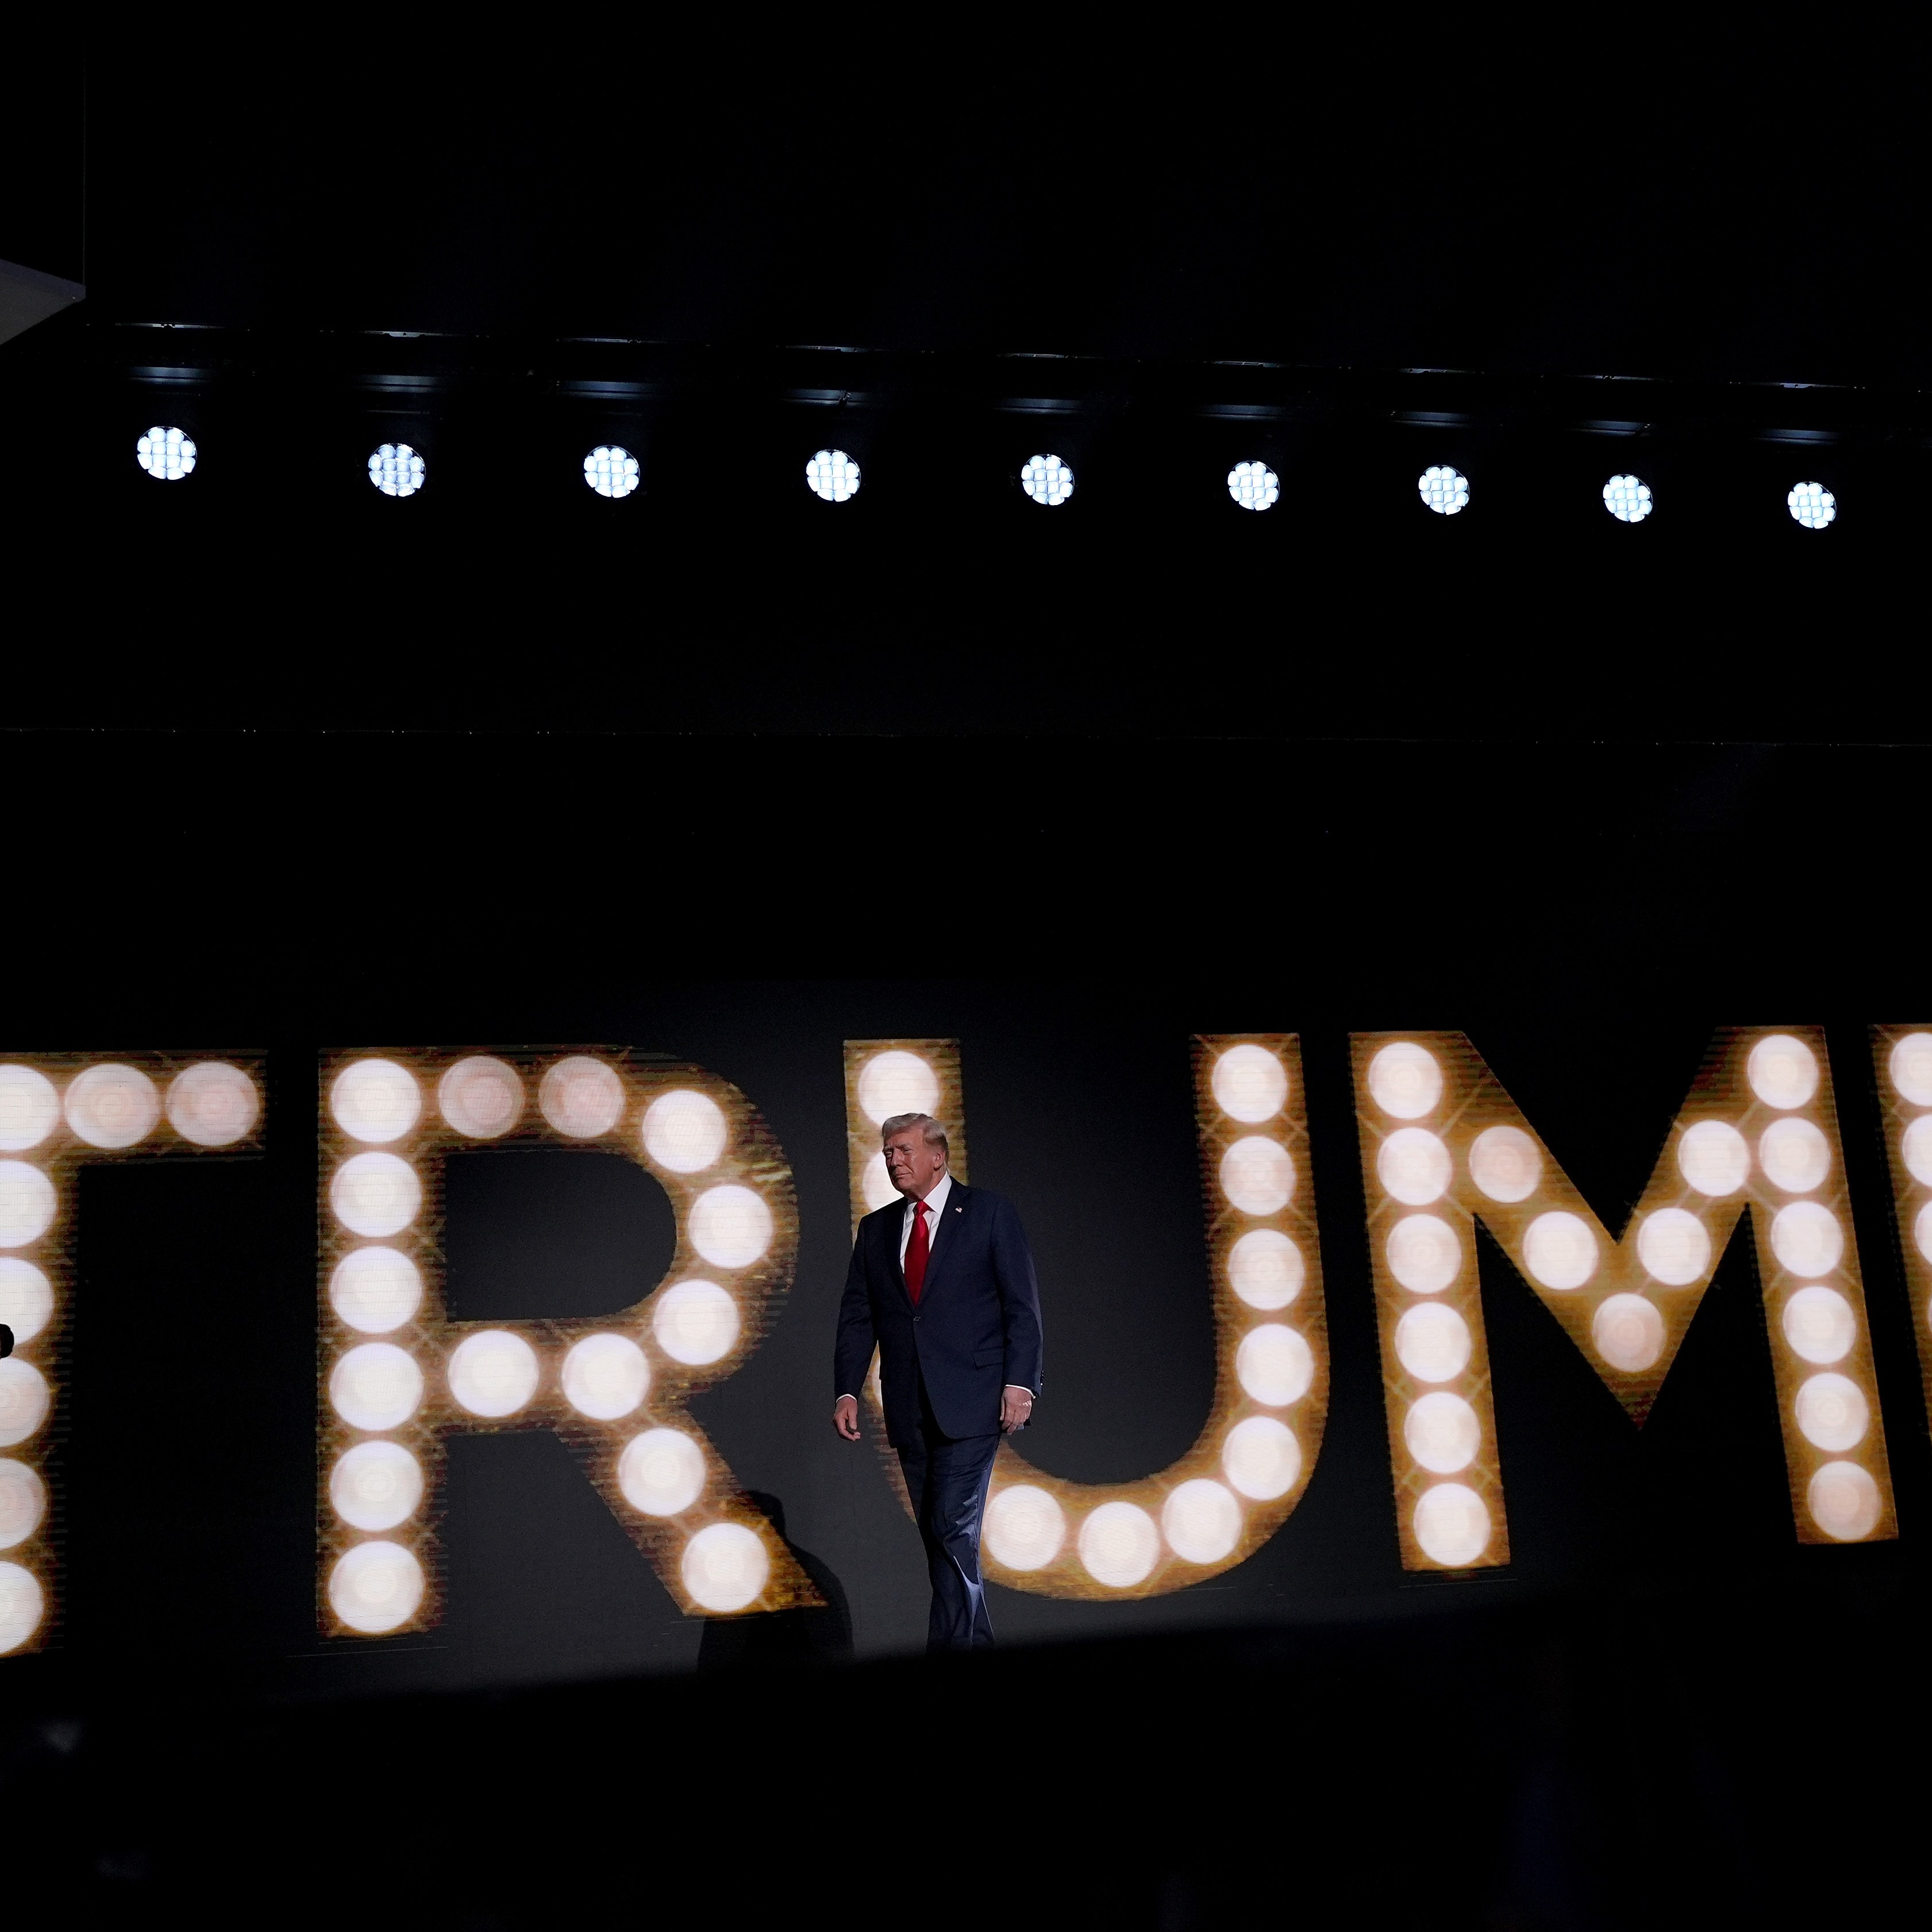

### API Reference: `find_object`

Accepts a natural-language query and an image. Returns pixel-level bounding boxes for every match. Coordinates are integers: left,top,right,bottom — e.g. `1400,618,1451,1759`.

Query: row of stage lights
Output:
133,426,1842,529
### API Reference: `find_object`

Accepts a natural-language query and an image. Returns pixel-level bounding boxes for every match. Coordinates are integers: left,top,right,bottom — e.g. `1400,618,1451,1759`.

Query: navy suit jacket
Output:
834,1182,1044,1447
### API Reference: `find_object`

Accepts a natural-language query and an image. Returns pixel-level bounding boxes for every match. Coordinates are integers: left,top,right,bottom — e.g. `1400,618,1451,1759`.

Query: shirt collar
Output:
907,1172,952,1219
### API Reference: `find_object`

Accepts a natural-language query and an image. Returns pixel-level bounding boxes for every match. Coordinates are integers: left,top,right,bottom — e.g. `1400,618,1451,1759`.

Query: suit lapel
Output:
879,1200,914,1307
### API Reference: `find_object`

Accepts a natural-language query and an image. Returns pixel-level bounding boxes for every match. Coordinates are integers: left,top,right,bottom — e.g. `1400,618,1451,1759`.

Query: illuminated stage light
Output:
329,1440,424,1533
1220,1136,1294,1215
1592,1293,1665,1372
368,442,425,498
0,1360,51,1448
1227,1228,1303,1310
1902,1115,1932,1186
330,1152,421,1238
1469,1124,1541,1203
1603,474,1653,522
805,448,861,503
1783,1284,1856,1365
1916,1199,1932,1266
1387,1214,1461,1294
584,444,640,498
1221,1415,1300,1500
1368,1041,1442,1119
1394,1302,1472,1383
447,1330,541,1418
1522,1210,1598,1289
1418,465,1469,515
1161,1479,1243,1564
682,1521,770,1612
0,1161,57,1248
1020,454,1075,507
1808,1460,1881,1541
1236,1323,1313,1406
1758,1117,1830,1194
329,1059,422,1144
1677,1118,1750,1196
328,1541,424,1634
1212,1044,1288,1122
1888,1034,1932,1106
561,1333,651,1420
1771,1201,1844,1277
0,1561,44,1653
641,1090,728,1173
1795,1372,1868,1452
1404,1391,1480,1475
0,1066,60,1151
855,1049,940,1124
437,1057,525,1139
617,1427,706,1516
984,1485,1067,1569
1377,1127,1452,1206
1748,1034,1819,1109
1226,461,1279,511
538,1056,627,1138
0,1259,52,1346
688,1184,772,1269
1413,1483,1490,1566
329,1246,422,1334
861,1153,899,1212
1636,1207,1711,1287
329,1341,425,1431
137,425,196,480
63,1063,160,1149
0,1458,46,1549
1077,1500,1160,1587
1787,482,1836,529
652,1279,740,1366
166,1062,260,1146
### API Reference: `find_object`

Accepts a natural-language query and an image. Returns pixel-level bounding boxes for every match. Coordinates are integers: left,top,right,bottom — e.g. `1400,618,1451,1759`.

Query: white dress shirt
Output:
899,1172,953,1266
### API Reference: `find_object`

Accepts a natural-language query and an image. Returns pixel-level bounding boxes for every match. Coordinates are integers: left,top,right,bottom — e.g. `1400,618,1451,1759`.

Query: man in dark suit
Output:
833,1111,1043,1651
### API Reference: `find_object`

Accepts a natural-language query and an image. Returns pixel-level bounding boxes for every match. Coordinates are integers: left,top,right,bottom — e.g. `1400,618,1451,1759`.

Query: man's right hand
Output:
833,1395,861,1441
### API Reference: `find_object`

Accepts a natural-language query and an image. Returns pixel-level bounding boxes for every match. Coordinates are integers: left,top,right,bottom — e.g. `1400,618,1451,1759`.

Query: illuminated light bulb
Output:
861,1153,899,1211
1635,1207,1711,1287
330,1153,421,1238
1404,1391,1481,1475
1418,465,1469,515
1770,1202,1844,1278
368,443,425,498
805,448,861,504
1758,1117,1831,1194
1077,1500,1160,1587
0,1260,52,1346
617,1427,706,1516
1915,1200,1932,1266
1161,1479,1243,1564
1368,1042,1442,1120
1747,1034,1819,1110
437,1057,525,1140
682,1521,771,1612
0,1163,56,1248
1413,1483,1490,1565
0,1067,60,1152
561,1333,651,1419
1219,1137,1295,1215
688,1186,772,1269
1236,1323,1314,1406
1677,1119,1749,1196
1603,474,1653,523
0,1458,47,1550
641,1090,729,1173
1227,1229,1304,1310
329,1060,422,1144
447,1330,541,1418
1394,1302,1472,1383
1787,482,1835,530
1782,1285,1856,1366
652,1279,740,1366
1808,1460,1881,1541
0,1361,51,1449
137,425,197,480
329,1247,422,1334
1795,1372,1868,1452
1211,1044,1288,1123
329,1440,424,1532
166,1063,260,1146
1222,1415,1301,1500
1386,1214,1461,1294
1468,1125,1542,1203
1888,1033,1932,1107
328,1341,424,1431
1226,461,1280,511
0,1561,45,1653
1592,1294,1665,1372
1522,1210,1598,1290
855,1051,940,1125
984,1484,1067,1569
584,445,640,499
1020,454,1075,507
63,1064,159,1149
1901,1116,1932,1187
538,1057,627,1138
328,1541,424,1633
1377,1128,1453,1206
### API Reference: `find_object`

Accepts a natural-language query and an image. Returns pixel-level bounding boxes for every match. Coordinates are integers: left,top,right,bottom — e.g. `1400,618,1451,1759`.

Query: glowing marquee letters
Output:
1868,1028,1932,1434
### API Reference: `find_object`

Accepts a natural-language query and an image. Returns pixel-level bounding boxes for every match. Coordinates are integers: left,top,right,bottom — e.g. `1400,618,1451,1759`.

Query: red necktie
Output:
905,1199,932,1303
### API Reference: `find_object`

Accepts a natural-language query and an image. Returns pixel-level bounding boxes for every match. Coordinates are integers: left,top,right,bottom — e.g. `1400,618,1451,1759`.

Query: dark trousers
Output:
897,1378,1000,1653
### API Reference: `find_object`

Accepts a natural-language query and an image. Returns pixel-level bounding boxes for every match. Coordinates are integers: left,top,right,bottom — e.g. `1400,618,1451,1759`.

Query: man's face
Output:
882,1126,946,1199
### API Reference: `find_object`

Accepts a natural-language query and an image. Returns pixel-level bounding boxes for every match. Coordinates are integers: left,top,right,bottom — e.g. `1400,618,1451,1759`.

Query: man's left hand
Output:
1001,1384,1034,1433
